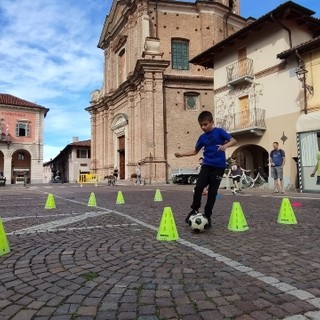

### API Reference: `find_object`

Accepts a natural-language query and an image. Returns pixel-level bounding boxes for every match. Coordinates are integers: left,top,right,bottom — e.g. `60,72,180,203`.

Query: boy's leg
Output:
204,167,225,227
185,166,210,223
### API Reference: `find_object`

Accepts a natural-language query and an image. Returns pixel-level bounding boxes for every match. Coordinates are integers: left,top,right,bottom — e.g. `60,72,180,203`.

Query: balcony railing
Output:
226,58,254,86
216,108,266,136
0,133,12,145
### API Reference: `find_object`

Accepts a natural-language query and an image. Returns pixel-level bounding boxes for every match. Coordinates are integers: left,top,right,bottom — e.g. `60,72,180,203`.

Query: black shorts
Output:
232,177,240,182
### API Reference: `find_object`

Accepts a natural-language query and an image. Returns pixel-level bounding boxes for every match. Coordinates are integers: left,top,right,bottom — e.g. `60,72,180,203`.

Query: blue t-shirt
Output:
270,149,285,166
195,127,232,168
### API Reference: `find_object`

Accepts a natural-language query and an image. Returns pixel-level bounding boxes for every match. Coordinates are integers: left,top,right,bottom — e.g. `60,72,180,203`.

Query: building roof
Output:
277,35,320,59
0,93,49,116
69,139,91,147
43,139,91,165
190,1,320,69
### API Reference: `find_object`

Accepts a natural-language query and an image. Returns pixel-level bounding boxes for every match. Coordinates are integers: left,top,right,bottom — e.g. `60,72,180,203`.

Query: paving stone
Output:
1,186,320,320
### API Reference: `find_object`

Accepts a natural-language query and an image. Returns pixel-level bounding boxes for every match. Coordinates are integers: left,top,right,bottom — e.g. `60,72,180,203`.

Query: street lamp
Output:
295,66,313,115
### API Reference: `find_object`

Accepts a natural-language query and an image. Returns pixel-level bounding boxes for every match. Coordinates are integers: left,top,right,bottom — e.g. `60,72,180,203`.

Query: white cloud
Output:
0,0,109,160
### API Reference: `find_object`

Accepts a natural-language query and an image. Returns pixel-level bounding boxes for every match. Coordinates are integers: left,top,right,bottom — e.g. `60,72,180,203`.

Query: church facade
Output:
87,0,247,183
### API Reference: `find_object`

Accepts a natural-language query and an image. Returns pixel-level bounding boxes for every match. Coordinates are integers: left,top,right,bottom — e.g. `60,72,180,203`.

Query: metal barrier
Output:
77,174,99,185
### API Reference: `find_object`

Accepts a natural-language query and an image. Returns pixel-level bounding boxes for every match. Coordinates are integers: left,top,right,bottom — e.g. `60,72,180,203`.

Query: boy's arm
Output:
175,149,199,158
218,137,237,151
311,163,319,176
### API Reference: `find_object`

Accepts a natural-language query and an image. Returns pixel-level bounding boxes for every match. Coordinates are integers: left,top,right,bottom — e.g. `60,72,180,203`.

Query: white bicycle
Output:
241,169,268,189
240,170,254,189
252,168,268,187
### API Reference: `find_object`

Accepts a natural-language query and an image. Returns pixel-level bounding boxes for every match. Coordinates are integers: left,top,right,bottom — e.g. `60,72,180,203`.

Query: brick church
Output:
87,0,248,183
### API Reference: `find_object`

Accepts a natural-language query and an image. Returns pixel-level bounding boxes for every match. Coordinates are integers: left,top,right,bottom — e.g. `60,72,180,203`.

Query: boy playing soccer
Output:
175,111,237,229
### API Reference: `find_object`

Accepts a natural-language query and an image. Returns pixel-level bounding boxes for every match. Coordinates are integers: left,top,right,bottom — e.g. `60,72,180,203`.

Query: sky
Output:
0,0,319,162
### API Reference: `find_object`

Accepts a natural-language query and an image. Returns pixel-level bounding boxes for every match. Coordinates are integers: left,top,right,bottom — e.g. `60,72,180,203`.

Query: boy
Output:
310,151,320,185
175,111,237,228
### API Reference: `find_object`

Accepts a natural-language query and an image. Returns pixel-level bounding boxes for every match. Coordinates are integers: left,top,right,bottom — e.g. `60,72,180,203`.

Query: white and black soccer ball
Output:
189,213,208,232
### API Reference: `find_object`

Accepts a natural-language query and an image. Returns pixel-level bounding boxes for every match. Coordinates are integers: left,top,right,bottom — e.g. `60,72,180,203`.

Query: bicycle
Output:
107,175,116,186
252,168,268,187
240,170,254,189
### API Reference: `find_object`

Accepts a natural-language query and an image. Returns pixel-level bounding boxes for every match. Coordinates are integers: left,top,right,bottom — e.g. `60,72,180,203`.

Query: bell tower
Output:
218,0,240,15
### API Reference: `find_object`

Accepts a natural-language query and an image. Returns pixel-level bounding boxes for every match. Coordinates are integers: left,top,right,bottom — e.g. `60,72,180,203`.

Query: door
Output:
238,47,247,77
239,95,249,128
118,136,125,179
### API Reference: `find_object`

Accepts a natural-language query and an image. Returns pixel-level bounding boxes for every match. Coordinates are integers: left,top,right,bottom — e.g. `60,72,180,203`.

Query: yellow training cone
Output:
45,193,56,209
116,191,125,204
154,189,163,202
0,217,10,256
278,198,297,225
88,192,97,207
228,202,249,232
157,207,179,241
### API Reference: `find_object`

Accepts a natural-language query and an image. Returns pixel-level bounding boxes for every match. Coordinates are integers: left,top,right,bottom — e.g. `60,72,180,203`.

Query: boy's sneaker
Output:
185,210,198,224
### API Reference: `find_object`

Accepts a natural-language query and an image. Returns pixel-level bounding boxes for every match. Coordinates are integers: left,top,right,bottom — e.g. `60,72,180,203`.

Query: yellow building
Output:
278,36,320,192
191,1,320,191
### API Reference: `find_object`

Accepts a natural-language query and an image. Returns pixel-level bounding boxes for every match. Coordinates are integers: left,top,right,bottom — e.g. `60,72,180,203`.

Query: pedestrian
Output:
113,167,119,185
135,162,142,185
270,141,285,193
228,156,248,194
310,151,320,185
175,110,237,229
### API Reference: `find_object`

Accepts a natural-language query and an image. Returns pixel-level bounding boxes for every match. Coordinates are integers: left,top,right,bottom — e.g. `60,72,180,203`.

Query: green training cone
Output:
45,193,56,209
87,192,97,207
157,207,179,241
154,189,163,202
228,202,249,232
116,191,125,204
0,217,10,257
278,198,297,225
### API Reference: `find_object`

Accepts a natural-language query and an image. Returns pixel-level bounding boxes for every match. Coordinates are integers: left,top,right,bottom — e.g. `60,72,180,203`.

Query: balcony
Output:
0,133,12,146
216,108,266,136
226,58,254,87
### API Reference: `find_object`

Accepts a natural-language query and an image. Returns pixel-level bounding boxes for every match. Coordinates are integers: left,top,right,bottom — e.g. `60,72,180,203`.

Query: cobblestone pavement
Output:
0,183,320,320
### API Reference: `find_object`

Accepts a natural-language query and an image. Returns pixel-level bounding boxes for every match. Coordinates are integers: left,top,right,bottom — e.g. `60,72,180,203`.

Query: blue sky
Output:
0,0,319,161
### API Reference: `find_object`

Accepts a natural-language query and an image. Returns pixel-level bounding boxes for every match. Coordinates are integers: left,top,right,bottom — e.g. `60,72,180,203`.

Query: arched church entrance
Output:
232,144,269,179
111,113,128,179
11,149,31,184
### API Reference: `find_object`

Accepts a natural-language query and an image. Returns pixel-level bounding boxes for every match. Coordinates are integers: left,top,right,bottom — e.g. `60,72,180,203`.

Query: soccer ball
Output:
189,213,208,232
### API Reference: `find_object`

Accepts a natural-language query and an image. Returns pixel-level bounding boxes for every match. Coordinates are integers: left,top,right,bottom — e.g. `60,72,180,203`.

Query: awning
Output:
296,112,320,133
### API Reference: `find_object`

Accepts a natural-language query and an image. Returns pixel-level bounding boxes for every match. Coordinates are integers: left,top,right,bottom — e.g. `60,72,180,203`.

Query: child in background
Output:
229,157,248,194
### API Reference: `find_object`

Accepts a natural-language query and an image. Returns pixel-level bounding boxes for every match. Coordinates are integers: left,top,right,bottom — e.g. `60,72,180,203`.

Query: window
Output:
118,48,126,85
76,149,90,159
172,39,189,70
18,153,25,160
184,92,199,110
16,121,30,137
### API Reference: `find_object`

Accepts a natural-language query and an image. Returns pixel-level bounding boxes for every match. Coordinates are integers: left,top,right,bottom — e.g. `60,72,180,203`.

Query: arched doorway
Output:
11,149,31,184
111,113,128,179
232,144,269,178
